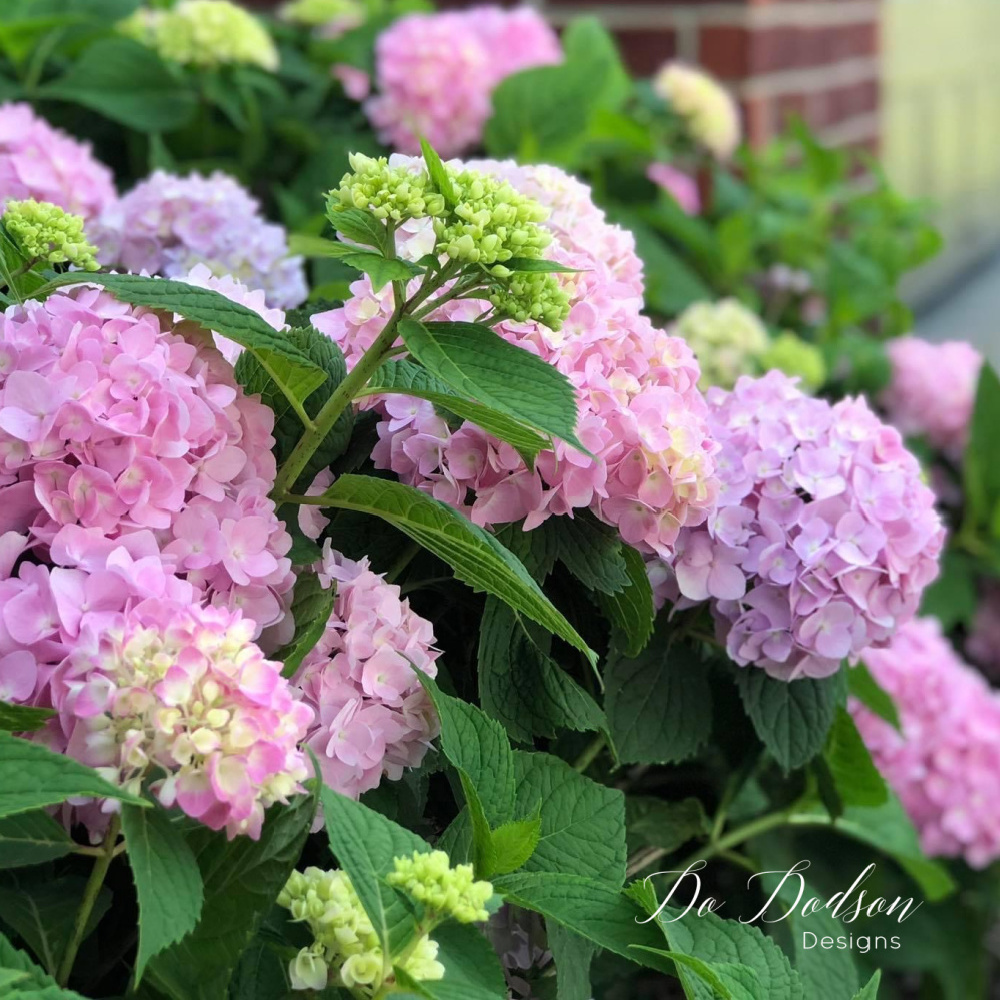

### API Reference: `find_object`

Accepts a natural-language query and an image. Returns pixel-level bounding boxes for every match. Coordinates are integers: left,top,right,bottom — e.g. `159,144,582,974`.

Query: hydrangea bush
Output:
0,5,995,1000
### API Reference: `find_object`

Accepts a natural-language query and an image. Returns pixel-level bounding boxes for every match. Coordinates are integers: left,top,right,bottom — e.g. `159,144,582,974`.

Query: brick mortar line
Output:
740,56,880,98
817,111,882,146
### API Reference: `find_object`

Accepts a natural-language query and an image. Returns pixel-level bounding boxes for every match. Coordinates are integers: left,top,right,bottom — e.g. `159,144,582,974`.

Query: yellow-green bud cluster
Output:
121,1,279,72
330,153,446,223
386,850,494,925
676,297,770,390
434,170,552,267
760,331,827,392
489,270,571,331
3,200,99,271
278,866,443,994
280,0,362,27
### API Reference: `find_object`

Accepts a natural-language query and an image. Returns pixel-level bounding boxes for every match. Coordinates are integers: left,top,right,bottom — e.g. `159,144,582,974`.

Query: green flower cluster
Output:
489,270,571,331
281,0,362,27
675,297,770,390
121,0,279,71
434,169,551,267
278,866,443,994
386,850,494,925
761,331,827,392
330,153,446,223
3,200,100,271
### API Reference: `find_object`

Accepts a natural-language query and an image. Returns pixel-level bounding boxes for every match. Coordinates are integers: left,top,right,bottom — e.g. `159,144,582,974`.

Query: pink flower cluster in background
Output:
54,599,312,840
652,370,944,679
852,617,1000,869
294,545,439,804
92,170,307,309
881,336,983,460
365,8,562,157
646,163,701,216
0,103,116,221
314,157,720,558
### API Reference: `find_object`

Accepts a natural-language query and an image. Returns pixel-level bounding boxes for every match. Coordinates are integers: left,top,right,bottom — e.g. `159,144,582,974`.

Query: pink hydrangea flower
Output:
646,163,701,215
293,544,439,805
881,336,983,459
91,170,307,309
0,103,115,220
0,284,294,660
365,8,561,157
653,371,945,680
313,157,719,557
852,617,1000,869
52,598,312,840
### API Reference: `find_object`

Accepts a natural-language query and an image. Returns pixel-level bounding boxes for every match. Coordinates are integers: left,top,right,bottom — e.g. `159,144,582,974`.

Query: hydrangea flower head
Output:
760,332,827,392
3,199,99,270
54,599,311,839
675,298,770,390
293,545,439,802
92,170,306,309
852,617,1000,868
123,0,279,71
387,850,494,924
365,8,561,157
656,370,944,679
279,865,444,992
0,103,115,221
313,157,719,557
881,336,982,459
646,163,701,215
331,152,445,222
653,63,741,159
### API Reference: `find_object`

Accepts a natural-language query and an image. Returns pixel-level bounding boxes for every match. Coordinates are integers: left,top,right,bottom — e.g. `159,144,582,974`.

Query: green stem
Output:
573,734,607,774
57,813,120,986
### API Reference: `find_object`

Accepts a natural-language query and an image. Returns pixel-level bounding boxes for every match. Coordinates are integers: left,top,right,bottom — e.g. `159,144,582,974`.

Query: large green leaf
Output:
853,971,882,998
963,362,1000,530
605,630,712,765
46,274,327,419
625,797,709,856
320,786,429,956
847,663,900,732
121,804,204,982
0,812,73,870
547,922,595,1000
0,930,88,999
0,703,54,733
822,707,888,809
478,597,604,743
40,38,197,131
146,790,316,1000
393,922,508,1000
314,475,596,665
361,360,549,469
735,666,847,771
0,731,147,818
288,239,423,291
399,319,584,451
271,573,336,679
629,947,759,1000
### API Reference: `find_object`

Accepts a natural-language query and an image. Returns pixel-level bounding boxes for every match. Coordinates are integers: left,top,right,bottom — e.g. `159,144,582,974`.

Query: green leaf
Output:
46,274,327,419
305,243,423,291
512,751,625,885
0,703,54,733
315,474,596,665
853,971,882,998
394,922,507,1000
547,922,595,1000
361,360,549,469
271,573,336,679
320,785,429,955
420,138,458,208
501,258,584,274
325,207,388,253
963,362,1000,529
121,804,204,983
146,790,316,1000
847,663,900,732
552,516,630,594
488,811,542,878
919,549,977,630
399,319,584,452
478,597,605,743
735,666,847,771
237,323,352,488
0,874,110,977
40,38,197,131
0,730,148,818
0,929,88,999
628,947,759,1000
459,769,498,880
597,543,655,657
626,797,709,855
606,630,712,765
822,707,888,808
0,812,73,870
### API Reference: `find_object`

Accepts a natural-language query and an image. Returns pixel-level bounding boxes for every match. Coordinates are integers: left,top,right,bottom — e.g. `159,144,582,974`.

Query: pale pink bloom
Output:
646,163,701,215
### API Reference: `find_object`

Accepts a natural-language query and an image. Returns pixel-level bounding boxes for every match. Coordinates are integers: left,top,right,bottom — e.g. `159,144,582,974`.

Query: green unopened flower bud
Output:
489,271,570,332
3,199,100,271
386,850,494,925
330,153,445,225
760,331,827,391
